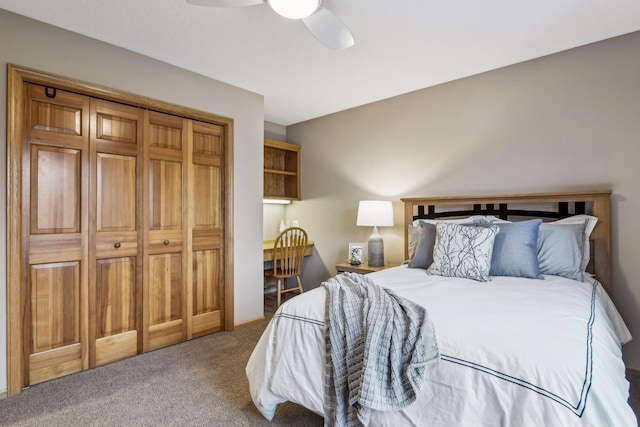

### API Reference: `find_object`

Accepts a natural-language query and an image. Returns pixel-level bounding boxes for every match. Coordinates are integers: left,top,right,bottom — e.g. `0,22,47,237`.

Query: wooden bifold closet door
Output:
24,84,91,385
21,83,224,387
143,111,224,351
89,99,144,367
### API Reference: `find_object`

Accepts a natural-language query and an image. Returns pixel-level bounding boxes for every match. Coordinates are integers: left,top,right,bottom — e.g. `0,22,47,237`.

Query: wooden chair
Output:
264,227,308,308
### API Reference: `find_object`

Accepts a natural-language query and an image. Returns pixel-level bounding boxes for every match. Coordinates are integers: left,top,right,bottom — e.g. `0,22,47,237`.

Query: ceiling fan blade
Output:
303,6,354,50
186,0,263,7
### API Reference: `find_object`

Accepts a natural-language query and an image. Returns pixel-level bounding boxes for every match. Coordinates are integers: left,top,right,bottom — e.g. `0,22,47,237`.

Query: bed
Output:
246,191,636,426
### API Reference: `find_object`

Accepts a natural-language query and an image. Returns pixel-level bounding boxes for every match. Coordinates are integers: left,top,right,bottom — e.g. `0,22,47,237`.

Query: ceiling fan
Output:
186,0,354,50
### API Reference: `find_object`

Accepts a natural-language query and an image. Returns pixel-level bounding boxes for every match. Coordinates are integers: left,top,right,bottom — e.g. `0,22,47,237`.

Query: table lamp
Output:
356,200,394,267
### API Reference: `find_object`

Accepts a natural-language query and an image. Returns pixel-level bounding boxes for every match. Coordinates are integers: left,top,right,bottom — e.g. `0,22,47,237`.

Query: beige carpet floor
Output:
0,319,321,426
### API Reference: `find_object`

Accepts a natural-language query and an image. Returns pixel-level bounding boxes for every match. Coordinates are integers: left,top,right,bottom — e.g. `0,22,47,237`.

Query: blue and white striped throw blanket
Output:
322,272,439,427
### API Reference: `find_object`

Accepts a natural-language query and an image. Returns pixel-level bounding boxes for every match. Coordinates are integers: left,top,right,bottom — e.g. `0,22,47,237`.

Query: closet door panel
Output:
95,232,138,258
193,250,220,315
29,234,82,264
28,86,84,146
30,262,80,352
96,258,136,336
94,257,137,366
147,253,185,348
189,122,224,338
30,146,81,234
192,249,221,335
96,111,138,145
30,99,81,136
149,121,182,150
144,111,187,351
24,84,90,387
96,154,137,231
149,160,183,230
28,262,82,385
29,344,82,386
149,253,183,323
90,100,143,367
193,165,220,228
148,229,184,253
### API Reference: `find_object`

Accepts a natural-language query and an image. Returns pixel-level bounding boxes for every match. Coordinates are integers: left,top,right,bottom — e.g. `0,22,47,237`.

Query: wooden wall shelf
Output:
264,139,300,200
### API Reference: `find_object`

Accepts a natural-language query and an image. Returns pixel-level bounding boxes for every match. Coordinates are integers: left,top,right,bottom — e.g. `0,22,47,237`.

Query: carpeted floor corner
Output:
0,319,321,426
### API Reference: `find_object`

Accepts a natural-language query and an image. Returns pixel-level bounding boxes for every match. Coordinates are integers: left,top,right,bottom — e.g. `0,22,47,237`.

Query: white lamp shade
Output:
356,201,394,227
267,0,320,19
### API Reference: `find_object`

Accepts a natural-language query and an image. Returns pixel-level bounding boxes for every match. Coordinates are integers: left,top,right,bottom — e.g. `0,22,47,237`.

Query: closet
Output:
8,66,230,394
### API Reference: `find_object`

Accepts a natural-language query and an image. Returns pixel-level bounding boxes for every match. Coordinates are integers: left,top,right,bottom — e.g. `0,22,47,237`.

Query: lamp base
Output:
367,226,384,267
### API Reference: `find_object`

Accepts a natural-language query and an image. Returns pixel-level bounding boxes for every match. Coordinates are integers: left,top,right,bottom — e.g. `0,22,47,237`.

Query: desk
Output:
263,240,314,262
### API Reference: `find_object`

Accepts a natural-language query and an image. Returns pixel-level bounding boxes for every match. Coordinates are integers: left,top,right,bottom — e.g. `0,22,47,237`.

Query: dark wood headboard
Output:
401,190,612,292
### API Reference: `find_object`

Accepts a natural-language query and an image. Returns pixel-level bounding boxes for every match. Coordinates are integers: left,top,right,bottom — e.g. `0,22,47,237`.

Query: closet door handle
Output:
163,240,170,245
114,242,121,249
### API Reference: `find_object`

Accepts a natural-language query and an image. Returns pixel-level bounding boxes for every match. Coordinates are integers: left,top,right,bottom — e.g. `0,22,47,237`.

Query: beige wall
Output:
287,31,640,368
264,121,287,141
0,9,266,392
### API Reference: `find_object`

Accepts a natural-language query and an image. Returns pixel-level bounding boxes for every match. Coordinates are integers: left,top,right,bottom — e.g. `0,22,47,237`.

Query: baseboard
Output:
234,316,266,329
627,367,640,377
0,389,7,400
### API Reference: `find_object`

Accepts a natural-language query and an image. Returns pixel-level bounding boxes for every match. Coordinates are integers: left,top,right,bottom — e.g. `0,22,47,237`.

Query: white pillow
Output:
551,215,598,272
485,215,511,224
427,223,500,282
413,215,488,227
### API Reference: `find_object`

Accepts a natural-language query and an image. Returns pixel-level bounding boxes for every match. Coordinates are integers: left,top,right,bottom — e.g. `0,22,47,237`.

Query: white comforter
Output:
246,266,636,426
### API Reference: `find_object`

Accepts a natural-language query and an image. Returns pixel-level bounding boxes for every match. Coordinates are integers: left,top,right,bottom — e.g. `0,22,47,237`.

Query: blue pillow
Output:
537,221,586,281
490,219,543,279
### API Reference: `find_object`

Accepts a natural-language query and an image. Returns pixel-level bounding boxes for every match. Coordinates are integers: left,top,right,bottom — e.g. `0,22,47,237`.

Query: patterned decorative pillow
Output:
427,223,500,282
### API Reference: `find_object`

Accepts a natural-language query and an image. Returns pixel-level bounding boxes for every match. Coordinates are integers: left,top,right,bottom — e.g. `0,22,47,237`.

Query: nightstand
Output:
335,262,400,275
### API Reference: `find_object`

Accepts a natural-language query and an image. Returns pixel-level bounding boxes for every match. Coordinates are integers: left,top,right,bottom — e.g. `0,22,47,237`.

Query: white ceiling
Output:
2,0,640,125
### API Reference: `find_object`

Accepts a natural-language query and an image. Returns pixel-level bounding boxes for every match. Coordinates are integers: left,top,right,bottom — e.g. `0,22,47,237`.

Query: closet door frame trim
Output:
6,64,235,397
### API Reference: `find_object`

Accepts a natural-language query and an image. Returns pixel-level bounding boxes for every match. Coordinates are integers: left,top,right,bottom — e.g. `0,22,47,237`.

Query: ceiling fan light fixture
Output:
267,0,320,19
